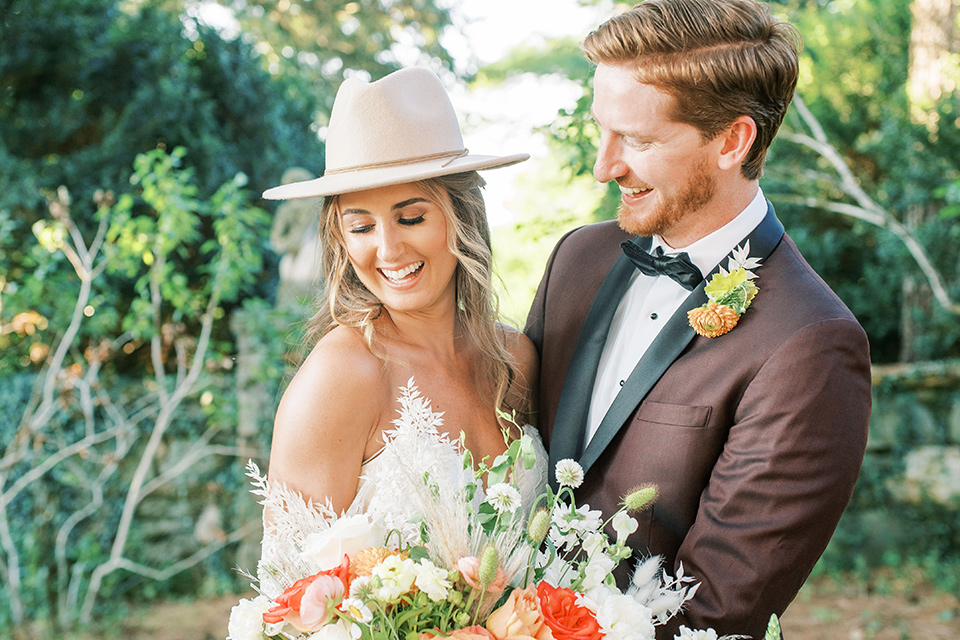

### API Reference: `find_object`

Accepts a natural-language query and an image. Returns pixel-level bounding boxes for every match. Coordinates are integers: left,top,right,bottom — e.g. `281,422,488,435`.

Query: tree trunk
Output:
901,0,958,361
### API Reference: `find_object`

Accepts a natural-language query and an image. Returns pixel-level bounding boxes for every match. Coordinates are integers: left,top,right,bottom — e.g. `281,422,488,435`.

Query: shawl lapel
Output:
569,202,785,477
546,248,640,477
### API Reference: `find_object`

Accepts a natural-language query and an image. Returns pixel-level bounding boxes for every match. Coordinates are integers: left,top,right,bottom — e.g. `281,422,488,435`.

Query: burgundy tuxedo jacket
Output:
525,207,871,639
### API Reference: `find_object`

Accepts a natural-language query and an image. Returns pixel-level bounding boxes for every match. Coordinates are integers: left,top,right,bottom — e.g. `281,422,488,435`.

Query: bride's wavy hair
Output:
305,171,522,418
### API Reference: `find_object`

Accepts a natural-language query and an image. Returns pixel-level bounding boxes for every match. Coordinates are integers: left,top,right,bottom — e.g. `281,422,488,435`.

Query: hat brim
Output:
262,153,529,200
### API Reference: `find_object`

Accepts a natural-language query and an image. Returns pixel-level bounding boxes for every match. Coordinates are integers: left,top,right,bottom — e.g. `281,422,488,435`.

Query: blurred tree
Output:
173,0,456,116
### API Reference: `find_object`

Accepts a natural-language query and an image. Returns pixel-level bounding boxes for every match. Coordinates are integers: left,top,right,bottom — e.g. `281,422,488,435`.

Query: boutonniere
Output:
687,241,763,338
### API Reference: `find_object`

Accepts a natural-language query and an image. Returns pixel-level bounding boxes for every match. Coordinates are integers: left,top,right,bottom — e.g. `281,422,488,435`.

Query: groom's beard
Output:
616,158,717,239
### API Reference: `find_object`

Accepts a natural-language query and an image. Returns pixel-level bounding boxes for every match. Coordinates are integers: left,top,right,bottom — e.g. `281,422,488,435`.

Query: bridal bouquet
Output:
229,383,781,640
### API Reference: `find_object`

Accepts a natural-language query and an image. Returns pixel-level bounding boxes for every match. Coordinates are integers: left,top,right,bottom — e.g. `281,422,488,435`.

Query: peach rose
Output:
485,584,554,640
457,556,507,593
420,625,495,640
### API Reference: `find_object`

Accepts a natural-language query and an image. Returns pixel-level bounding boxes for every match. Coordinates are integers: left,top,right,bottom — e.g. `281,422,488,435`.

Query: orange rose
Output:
263,555,351,631
420,625,496,639
688,301,740,338
486,584,554,640
535,582,600,640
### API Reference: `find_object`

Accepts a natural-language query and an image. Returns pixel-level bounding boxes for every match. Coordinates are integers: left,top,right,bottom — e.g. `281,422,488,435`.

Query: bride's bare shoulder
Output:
496,323,539,423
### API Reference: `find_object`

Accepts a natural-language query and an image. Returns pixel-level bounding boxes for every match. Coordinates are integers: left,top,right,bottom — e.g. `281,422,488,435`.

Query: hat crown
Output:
325,68,465,173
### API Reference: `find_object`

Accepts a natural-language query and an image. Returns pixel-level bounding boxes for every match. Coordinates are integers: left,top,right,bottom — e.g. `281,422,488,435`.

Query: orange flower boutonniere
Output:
688,242,762,338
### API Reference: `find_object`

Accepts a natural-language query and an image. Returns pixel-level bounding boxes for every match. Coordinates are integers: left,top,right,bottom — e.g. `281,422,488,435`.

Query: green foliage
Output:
0,148,288,629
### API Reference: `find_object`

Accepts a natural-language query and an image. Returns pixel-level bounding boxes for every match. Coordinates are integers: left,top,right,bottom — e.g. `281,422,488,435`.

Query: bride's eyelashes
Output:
398,214,425,226
347,214,426,234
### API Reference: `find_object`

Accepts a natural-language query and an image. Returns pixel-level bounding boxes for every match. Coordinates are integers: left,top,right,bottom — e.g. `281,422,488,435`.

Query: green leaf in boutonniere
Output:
688,243,763,338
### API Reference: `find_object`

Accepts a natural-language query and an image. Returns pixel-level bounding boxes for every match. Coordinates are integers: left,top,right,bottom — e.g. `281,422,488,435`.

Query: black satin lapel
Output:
547,250,642,485
578,202,785,475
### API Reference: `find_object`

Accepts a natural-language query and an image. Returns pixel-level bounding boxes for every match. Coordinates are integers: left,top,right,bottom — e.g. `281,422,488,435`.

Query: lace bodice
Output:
254,381,548,598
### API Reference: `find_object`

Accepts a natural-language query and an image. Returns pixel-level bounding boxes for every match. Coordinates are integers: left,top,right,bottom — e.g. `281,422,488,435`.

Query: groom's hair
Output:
582,0,801,180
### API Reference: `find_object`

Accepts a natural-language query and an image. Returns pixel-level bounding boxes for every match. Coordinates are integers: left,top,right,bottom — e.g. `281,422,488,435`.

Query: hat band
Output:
325,148,469,176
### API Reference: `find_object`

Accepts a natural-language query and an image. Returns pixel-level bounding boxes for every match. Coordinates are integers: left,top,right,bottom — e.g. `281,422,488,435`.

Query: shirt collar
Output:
651,187,767,278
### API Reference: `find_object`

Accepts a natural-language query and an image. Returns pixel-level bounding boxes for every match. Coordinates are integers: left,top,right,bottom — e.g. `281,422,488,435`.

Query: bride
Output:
256,68,547,580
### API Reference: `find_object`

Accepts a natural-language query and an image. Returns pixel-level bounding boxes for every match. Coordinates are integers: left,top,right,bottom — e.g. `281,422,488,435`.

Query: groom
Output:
525,0,872,637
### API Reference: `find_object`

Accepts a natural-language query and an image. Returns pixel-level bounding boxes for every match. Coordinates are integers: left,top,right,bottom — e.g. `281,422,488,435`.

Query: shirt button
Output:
619,380,625,387
650,312,658,320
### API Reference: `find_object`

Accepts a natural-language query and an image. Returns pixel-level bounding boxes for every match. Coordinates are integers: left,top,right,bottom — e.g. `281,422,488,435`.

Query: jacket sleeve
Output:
659,317,872,639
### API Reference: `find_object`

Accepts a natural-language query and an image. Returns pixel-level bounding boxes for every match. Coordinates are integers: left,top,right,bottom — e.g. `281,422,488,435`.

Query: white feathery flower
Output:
485,483,522,514
612,512,639,544
339,597,373,624
227,595,272,640
413,558,453,602
726,241,762,279
555,459,585,488
673,626,719,640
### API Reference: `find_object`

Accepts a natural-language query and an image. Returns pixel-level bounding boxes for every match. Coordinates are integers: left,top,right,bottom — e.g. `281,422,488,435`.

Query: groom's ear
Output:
716,116,757,172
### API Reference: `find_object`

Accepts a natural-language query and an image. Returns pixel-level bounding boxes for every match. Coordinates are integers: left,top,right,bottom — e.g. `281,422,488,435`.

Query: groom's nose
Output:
594,132,627,184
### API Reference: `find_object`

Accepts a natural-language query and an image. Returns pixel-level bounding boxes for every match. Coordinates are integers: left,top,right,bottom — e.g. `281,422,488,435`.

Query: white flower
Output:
555,459,584,488
414,558,453,602
582,586,656,640
349,575,374,601
582,553,617,591
612,512,639,543
227,595,271,640
371,554,418,602
485,483,522,514
673,626,719,640
310,618,361,640
339,597,373,624
548,525,580,552
553,503,602,535
301,514,385,571
582,531,607,558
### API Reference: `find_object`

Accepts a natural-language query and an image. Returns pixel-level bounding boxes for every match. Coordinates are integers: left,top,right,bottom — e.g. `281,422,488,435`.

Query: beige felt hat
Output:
262,68,529,200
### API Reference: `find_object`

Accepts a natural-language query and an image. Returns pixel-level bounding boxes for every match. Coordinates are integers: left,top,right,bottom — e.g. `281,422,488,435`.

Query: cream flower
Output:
414,558,453,602
301,514,386,571
227,595,271,640
371,554,418,602
555,459,584,488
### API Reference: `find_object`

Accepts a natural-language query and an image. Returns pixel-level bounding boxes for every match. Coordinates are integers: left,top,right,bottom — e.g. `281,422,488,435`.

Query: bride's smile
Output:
340,183,458,316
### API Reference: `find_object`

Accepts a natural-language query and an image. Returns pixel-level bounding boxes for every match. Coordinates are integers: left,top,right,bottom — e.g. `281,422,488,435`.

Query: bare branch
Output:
782,95,960,315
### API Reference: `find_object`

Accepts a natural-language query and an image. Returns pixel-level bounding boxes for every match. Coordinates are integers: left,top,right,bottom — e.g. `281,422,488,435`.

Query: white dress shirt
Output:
584,188,768,445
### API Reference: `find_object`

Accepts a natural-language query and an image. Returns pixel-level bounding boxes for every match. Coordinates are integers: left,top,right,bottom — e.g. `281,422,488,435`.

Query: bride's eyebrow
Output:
341,197,430,216
392,197,429,210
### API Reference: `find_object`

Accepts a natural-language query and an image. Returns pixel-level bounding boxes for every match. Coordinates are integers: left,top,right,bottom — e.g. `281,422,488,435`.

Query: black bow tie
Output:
620,240,703,291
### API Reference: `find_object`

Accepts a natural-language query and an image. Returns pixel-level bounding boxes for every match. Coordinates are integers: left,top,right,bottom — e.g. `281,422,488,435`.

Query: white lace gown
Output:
254,381,549,598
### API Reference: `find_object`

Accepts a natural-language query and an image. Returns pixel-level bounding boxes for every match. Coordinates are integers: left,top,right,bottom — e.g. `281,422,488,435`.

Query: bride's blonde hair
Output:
304,171,523,419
